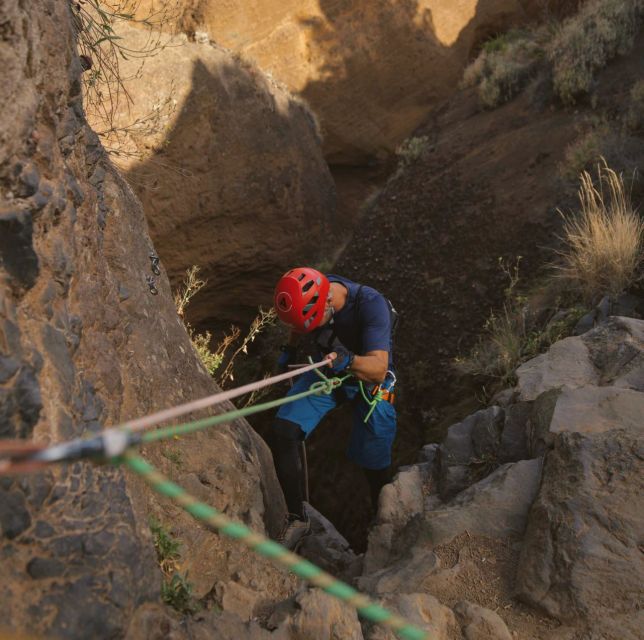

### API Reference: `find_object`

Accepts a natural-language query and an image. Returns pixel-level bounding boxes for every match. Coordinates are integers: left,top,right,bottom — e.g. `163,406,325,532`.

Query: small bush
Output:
396,136,429,165
161,448,183,467
149,518,181,573
462,30,543,108
625,80,644,132
455,259,586,384
162,572,199,614
548,0,644,105
150,519,199,613
555,160,644,302
560,123,611,180
455,304,526,384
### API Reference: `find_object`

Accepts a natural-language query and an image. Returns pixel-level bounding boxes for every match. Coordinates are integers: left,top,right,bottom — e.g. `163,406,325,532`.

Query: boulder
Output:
366,593,457,640
426,459,542,546
527,384,643,457
581,316,644,391
516,336,598,401
574,295,644,335
378,464,427,527
548,386,644,435
268,588,363,640
437,406,505,501
498,401,532,463
359,544,440,596
453,600,512,640
516,430,644,624
298,503,362,581
363,463,431,575
94,26,338,329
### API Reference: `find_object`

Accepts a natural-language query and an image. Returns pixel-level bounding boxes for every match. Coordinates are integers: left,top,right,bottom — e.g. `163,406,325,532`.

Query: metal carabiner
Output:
382,369,396,393
146,275,158,295
149,253,161,276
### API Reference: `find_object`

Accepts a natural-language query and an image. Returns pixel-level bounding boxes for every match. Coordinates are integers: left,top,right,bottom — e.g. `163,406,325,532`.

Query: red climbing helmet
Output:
274,267,330,333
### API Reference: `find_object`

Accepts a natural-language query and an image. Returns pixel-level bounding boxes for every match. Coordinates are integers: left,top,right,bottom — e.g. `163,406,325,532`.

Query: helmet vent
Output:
302,293,319,315
302,279,315,293
297,273,306,281
303,311,317,329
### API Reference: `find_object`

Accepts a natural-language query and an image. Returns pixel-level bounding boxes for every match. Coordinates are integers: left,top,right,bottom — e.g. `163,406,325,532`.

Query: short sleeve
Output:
359,293,391,353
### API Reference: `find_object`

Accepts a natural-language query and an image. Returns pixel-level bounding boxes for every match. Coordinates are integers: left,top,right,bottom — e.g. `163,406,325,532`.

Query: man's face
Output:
319,295,334,326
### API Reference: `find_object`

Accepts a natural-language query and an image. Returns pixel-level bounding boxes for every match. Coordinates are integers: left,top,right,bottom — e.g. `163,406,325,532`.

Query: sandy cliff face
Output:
95,26,337,330
0,2,289,636
137,0,582,164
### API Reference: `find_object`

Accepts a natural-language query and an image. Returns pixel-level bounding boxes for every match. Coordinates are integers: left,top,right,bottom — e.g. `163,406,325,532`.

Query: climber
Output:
270,267,398,550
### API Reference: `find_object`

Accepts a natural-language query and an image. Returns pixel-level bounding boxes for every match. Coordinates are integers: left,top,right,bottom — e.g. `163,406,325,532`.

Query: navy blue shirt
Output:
316,274,394,370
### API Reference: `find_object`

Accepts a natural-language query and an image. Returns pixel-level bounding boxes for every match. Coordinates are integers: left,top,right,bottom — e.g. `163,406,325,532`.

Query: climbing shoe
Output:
276,513,311,551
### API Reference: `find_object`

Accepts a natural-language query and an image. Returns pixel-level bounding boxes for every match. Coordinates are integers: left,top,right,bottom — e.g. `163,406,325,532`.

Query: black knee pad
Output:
272,418,305,442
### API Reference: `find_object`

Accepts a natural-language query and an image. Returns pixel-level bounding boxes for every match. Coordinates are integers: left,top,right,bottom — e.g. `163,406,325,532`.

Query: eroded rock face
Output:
516,430,644,625
1,1,289,636
136,0,574,164
358,316,643,639
94,26,337,329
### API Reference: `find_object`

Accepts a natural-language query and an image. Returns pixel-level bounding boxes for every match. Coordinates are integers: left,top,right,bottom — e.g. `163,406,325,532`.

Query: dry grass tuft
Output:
555,160,644,301
548,0,644,105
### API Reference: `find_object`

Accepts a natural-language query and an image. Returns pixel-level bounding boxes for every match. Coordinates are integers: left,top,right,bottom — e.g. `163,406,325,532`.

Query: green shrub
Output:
190,330,225,375
560,123,612,180
149,518,181,570
149,520,199,614
161,572,199,614
161,448,183,467
396,136,429,165
462,30,543,108
548,0,644,105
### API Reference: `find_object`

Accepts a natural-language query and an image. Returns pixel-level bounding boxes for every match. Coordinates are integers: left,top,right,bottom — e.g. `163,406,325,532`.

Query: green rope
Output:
119,452,428,640
141,377,341,444
358,380,382,423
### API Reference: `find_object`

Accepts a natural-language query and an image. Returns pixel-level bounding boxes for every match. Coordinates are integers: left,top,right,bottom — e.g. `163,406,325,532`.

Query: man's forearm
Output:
349,354,388,384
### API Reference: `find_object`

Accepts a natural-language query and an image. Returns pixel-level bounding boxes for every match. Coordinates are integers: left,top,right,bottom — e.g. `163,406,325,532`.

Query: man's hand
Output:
277,344,297,373
326,344,354,373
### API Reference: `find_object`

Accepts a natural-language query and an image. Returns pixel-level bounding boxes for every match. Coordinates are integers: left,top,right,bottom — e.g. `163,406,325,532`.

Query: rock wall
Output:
95,26,337,330
355,316,644,639
137,0,584,164
0,1,290,636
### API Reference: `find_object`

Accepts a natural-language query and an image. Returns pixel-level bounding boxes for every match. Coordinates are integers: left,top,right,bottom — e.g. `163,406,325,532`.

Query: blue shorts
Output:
275,371,397,470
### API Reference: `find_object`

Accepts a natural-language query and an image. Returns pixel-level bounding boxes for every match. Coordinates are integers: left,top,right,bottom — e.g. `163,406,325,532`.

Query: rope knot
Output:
311,379,335,395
